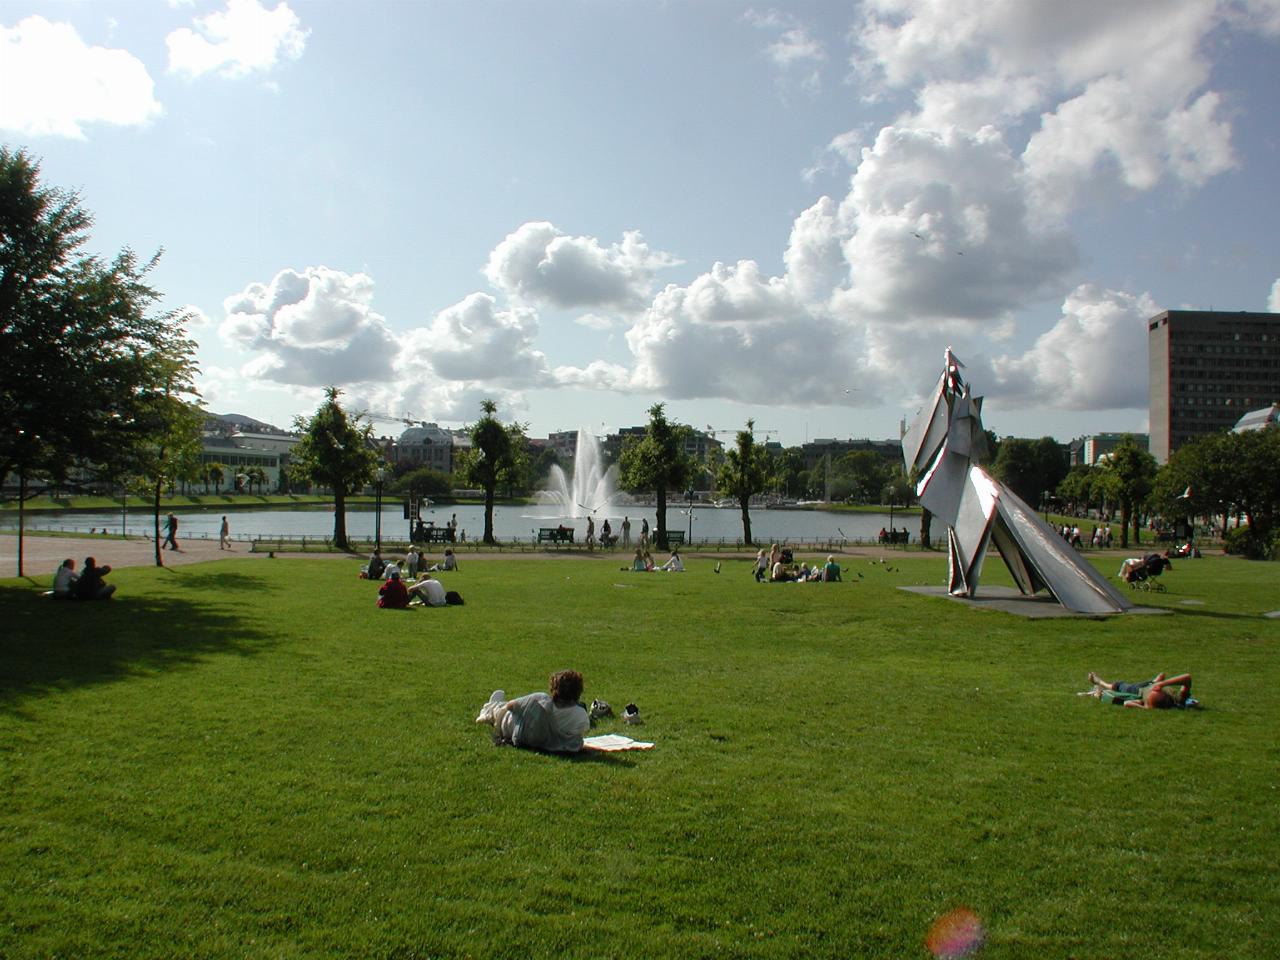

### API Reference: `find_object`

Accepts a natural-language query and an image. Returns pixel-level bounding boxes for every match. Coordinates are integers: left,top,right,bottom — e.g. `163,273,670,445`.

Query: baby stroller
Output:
1118,553,1172,592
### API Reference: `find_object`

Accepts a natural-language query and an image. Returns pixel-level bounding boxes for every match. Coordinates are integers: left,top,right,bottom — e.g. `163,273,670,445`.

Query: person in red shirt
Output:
377,569,410,608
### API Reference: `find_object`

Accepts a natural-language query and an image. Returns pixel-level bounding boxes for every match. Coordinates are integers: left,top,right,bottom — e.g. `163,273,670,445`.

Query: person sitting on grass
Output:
365,550,385,580
52,558,78,599
407,574,447,607
377,569,410,608
622,547,647,572
823,556,842,582
74,557,116,601
429,548,458,572
770,559,793,582
643,550,655,571
1085,671,1197,709
659,549,684,572
476,669,590,753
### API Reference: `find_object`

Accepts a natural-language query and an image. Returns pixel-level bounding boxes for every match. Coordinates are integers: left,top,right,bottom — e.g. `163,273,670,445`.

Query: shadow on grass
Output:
0,579,281,714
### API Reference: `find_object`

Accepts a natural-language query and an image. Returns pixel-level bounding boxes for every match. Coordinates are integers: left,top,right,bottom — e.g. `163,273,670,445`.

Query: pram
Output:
1118,553,1172,592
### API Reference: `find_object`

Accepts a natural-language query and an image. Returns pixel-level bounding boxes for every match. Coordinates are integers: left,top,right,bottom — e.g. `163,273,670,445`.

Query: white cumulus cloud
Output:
398,292,550,385
0,16,161,138
484,222,680,311
167,0,308,79
220,266,398,386
994,285,1161,410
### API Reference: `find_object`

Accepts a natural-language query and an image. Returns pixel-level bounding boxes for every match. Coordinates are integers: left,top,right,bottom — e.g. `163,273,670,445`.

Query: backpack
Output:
445,590,465,606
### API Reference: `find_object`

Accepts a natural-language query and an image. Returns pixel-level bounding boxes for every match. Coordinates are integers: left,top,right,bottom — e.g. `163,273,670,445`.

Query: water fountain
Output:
538,429,619,519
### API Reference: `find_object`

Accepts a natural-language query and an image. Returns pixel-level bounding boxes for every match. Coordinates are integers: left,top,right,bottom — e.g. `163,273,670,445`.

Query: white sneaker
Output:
476,689,505,724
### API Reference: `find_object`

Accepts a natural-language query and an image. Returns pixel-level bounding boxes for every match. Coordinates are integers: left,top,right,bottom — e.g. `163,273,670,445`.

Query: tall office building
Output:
1148,310,1280,462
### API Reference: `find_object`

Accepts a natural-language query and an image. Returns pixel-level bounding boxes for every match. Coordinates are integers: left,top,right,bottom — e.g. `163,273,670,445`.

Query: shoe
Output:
622,703,642,724
590,699,612,720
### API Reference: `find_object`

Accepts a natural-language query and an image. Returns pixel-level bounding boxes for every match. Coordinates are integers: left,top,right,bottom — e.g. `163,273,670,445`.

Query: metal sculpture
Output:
903,349,1132,615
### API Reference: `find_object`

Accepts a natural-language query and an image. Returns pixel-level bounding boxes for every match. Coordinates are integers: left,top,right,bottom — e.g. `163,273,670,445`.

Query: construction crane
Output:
705,425,778,439
362,411,431,429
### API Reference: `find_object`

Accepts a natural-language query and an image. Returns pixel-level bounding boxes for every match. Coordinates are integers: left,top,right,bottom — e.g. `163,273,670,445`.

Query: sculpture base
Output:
898,585,1169,620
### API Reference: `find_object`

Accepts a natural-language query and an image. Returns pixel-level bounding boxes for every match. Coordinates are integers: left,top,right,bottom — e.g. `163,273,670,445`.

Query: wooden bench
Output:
878,530,909,545
537,527,575,544
663,531,686,547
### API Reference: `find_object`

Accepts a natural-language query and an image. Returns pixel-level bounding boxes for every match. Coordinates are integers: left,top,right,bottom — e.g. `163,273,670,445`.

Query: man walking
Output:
163,513,181,551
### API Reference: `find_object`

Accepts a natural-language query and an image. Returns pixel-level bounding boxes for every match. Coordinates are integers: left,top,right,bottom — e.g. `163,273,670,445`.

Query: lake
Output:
4,502,918,546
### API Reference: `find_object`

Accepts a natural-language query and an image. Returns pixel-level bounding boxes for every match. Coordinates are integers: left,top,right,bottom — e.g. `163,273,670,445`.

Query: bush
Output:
1223,524,1278,560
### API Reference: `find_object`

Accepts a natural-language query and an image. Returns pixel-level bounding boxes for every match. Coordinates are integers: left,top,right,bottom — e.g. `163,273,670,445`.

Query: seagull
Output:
913,232,923,239
714,561,722,574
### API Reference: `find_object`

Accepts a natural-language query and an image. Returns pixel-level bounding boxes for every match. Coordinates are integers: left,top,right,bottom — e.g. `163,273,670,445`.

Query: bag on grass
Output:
445,590,465,606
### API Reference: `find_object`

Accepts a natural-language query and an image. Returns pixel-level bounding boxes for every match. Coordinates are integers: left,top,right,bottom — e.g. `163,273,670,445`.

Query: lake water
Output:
4,502,917,546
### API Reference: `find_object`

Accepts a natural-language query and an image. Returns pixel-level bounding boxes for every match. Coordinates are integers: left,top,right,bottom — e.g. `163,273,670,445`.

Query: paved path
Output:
0,534,270,579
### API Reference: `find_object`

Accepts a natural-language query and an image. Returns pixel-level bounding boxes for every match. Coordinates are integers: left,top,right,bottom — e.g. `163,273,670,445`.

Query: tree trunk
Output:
483,484,496,544
333,489,349,551
655,484,668,551
153,480,164,567
920,507,932,549
1132,511,1141,546
739,496,753,546
1120,503,1131,549
17,472,26,578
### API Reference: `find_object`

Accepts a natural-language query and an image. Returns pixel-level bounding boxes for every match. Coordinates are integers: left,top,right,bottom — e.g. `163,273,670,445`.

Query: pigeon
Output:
623,703,642,724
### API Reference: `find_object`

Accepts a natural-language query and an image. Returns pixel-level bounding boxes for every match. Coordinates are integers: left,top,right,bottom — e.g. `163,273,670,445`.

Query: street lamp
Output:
374,466,387,552
686,488,695,543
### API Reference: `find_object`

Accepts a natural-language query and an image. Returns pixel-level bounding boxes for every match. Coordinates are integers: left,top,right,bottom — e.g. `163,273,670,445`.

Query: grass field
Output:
2,552,1277,958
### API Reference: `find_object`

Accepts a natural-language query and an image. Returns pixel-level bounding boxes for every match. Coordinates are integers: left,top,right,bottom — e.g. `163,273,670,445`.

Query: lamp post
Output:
374,466,387,553
686,488,695,543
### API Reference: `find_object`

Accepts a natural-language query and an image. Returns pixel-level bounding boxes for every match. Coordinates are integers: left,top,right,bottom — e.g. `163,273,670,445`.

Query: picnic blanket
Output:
583,734,654,752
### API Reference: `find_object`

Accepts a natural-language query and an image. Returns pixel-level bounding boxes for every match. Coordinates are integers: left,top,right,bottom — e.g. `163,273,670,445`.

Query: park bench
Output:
663,531,686,547
537,527,575,544
878,530,909,545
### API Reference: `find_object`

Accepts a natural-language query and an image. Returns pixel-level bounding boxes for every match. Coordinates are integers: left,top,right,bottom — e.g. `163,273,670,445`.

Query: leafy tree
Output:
247,466,268,495
716,420,768,544
292,387,380,551
205,462,226,494
1,148,201,573
391,466,453,499
834,450,893,504
619,403,693,551
1095,435,1157,548
992,437,1068,507
501,421,533,497
456,399,514,544
1155,429,1280,557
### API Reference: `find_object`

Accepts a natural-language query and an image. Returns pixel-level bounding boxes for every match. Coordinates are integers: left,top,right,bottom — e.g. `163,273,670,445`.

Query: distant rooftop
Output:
1232,404,1280,432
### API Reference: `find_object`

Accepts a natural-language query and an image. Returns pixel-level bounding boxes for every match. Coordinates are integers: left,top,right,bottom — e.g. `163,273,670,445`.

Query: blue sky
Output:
3,0,1278,446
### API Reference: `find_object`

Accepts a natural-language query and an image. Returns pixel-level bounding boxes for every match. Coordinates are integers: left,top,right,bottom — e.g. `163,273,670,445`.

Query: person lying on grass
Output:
476,669,590,753
1085,671,1197,709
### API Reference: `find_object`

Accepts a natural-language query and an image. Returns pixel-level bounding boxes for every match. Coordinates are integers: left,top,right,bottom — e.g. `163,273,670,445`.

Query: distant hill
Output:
205,412,288,435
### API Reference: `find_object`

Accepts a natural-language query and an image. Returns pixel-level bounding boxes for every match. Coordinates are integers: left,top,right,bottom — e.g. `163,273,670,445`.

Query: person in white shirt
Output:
52,558,78,598
404,548,419,578
660,549,684,572
407,574,447,607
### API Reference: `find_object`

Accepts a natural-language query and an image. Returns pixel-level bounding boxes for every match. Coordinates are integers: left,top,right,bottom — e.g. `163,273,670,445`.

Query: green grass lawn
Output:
2,552,1277,958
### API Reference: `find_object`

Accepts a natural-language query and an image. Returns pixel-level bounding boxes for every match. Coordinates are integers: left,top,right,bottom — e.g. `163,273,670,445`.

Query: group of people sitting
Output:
364,547,457,581
753,544,841,583
622,547,684,572
51,557,116,601
363,548,459,609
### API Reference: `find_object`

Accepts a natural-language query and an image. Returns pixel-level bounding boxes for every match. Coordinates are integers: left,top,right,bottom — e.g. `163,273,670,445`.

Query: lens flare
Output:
925,908,985,959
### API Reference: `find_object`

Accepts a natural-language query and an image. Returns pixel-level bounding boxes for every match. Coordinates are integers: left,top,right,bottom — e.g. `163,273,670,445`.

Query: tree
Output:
247,466,268,495
716,420,768,544
992,436,1068,508
206,462,226,495
1095,435,1157,548
292,387,380,551
391,466,453,500
1,148,202,573
457,399,514,544
619,403,693,551
834,450,893,503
